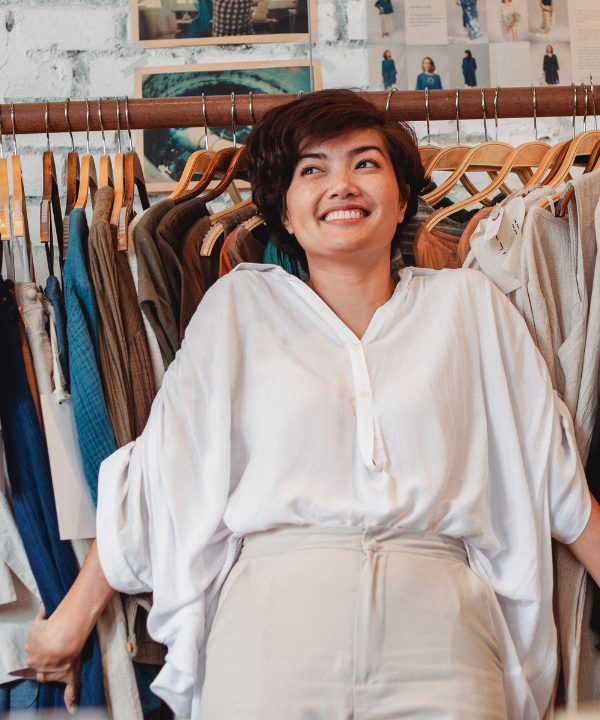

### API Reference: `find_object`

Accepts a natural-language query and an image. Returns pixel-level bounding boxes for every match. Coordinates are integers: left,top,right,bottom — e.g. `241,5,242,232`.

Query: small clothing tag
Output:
41,394,96,540
484,207,504,243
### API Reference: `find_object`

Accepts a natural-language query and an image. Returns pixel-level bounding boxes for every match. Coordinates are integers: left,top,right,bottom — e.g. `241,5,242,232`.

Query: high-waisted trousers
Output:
199,526,508,720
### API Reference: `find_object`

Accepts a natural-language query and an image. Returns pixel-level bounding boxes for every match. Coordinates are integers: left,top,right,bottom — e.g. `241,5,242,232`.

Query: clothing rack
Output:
0,86,596,136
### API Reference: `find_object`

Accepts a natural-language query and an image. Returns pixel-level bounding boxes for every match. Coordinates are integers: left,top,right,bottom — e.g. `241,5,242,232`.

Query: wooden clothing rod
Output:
0,86,597,136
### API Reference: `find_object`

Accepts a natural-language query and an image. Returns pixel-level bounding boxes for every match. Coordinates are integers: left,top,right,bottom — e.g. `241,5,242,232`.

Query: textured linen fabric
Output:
97,264,590,720
63,208,117,504
14,282,54,396
133,200,178,367
0,466,41,685
128,213,166,394
45,275,69,391
199,527,508,720
13,297,44,432
228,222,269,268
88,186,135,448
154,198,209,343
0,277,105,709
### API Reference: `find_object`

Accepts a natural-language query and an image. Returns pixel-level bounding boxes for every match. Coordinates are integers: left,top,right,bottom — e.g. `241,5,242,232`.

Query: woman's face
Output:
384,51,391,59
282,129,407,268
546,45,553,54
423,58,433,73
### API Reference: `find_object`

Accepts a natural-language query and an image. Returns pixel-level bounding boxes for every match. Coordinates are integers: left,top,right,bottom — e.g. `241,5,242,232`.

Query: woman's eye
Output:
300,166,321,176
356,159,379,169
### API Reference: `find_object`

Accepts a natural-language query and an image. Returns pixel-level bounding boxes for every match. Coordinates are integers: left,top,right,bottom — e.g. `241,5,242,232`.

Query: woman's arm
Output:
568,494,600,586
25,541,115,713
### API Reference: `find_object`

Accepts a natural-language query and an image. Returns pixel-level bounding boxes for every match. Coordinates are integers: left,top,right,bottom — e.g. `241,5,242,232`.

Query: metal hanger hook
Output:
64,98,75,151
115,97,122,153
45,101,51,152
531,85,538,141
424,88,430,145
582,82,588,132
10,103,18,155
98,98,107,155
231,92,237,149
591,75,598,131
455,89,460,146
124,96,133,152
297,90,304,99
572,83,577,140
248,91,256,127
481,87,488,143
85,100,90,155
385,87,397,116
201,93,209,151
494,86,500,141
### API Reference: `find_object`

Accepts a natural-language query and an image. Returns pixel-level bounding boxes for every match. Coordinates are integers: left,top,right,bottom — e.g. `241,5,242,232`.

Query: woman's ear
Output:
397,199,408,225
281,200,293,234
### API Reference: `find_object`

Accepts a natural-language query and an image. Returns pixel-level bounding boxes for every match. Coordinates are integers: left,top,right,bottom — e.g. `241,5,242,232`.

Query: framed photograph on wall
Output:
134,59,321,193
131,0,317,47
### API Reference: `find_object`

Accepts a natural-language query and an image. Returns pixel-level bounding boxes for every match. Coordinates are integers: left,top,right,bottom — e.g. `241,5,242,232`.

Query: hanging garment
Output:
154,197,209,337
96,264,589,720
220,221,271,278
0,277,105,709
63,208,117,504
263,240,300,277
13,282,54,396
401,197,465,266
199,528,507,720
13,301,44,432
0,679,38,713
132,200,179,367
88,187,136,447
0,438,41,686
178,204,257,335
44,275,69,391
127,213,166,394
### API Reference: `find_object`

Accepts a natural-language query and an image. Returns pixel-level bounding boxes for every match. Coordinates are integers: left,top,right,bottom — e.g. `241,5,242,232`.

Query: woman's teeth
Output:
323,209,366,221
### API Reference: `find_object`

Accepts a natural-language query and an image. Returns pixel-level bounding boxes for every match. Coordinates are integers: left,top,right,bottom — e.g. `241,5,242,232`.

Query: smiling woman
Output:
80,88,600,720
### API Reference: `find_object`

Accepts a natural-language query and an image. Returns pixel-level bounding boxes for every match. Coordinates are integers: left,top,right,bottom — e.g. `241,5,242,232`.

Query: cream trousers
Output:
199,526,508,720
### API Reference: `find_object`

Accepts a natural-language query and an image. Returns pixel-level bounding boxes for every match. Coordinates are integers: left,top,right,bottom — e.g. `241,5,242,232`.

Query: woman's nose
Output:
327,169,359,198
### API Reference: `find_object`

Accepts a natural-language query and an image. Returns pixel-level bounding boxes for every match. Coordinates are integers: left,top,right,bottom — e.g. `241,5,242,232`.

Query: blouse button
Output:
351,343,361,352
359,390,370,399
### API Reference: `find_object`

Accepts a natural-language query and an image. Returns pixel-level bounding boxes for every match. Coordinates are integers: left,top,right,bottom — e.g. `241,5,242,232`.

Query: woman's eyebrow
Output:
298,145,385,161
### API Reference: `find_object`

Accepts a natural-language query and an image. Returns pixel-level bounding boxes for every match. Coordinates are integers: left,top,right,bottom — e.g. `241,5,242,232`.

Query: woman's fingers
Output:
64,677,81,715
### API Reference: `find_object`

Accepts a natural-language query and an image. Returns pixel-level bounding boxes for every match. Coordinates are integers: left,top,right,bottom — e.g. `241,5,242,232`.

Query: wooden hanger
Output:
169,149,215,199
0,107,14,281
425,141,551,231
97,99,114,189
9,103,34,283
40,102,64,278
116,97,150,250
75,100,98,210
172,146,239,205
63,100,80,228
209,196,256,223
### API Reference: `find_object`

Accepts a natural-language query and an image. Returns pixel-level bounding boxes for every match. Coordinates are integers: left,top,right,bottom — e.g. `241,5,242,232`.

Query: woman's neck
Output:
305,254,397,339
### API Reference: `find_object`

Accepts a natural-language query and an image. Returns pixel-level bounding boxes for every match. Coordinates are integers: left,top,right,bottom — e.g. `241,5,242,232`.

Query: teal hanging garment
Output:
263,240,300,278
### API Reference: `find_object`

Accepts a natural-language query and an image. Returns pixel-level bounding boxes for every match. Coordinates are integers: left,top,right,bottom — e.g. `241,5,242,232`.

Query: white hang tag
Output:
40,394,96,540
483,207,504,243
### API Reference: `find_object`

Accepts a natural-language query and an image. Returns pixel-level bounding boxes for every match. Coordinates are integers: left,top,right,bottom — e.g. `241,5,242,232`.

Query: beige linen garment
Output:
463,174,600,711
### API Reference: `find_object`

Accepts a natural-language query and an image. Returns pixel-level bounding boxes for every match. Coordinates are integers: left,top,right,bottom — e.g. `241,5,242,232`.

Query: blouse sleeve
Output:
96,279,240,720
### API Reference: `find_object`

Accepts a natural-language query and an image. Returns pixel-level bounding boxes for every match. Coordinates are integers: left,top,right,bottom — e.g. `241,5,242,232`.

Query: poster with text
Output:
135,60,321,192
368,0,596,92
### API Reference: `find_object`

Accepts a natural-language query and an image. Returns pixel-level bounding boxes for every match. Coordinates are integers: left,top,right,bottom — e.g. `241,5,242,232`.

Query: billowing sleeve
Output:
96,279,241,720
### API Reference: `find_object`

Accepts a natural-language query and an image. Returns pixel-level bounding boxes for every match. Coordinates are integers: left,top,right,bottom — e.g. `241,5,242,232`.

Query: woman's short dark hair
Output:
465,49,472,57
246,89,426,272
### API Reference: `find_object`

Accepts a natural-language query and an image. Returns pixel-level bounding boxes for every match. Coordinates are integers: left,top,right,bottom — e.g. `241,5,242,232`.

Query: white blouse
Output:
97,264,591,720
